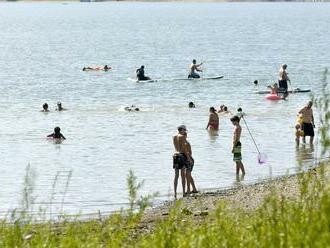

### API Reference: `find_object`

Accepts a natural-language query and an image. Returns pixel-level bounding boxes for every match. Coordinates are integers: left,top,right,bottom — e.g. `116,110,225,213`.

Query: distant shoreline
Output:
2,0,329,3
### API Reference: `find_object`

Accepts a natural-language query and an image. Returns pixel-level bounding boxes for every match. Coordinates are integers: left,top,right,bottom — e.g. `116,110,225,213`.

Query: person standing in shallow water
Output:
231,116,245,176
173,125,191,199
298,101,315,145
183,132,198,195
206,107,219,131
47,126,66,140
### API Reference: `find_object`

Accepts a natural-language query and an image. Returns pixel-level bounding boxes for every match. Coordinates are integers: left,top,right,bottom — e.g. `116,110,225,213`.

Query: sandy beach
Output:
133,165,329,235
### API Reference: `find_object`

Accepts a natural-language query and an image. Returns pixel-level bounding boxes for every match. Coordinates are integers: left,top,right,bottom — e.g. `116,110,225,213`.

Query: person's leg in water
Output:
236,162,240,175
238,161,246,175
181,168,186,197
173,169,179,199
303,135,306,144
310,135,314,145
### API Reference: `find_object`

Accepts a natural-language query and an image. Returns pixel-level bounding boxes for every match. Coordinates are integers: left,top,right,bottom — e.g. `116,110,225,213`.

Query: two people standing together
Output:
173,125,198,199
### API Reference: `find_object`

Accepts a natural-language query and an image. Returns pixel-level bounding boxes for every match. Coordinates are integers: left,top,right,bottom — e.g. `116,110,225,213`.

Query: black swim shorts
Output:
185,158,194,172
173,153,187,170
302,122,314,137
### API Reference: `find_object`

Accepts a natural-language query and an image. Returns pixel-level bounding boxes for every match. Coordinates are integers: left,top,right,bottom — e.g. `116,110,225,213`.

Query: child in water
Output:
295,114,304,146
47,127,66,140
41,103,49,112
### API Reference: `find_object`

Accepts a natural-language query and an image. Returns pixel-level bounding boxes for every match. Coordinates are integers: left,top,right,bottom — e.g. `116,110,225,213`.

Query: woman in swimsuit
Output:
206,107,219,130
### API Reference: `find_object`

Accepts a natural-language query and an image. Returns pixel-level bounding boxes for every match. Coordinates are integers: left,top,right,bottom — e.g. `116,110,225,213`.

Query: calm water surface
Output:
0,2,329,217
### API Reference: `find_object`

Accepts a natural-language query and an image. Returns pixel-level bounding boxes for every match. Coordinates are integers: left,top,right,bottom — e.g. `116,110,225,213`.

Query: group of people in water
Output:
41,102,67,140
136,59,204,81
266,64,291,99
41,102,67,112
172,99,315,199
61,61,315,199
173,106,246,198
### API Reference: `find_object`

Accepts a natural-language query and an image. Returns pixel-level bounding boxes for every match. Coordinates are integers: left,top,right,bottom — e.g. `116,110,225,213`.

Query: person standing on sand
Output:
231,116,245,176
206,107,219,130
183,132,198,195
173,125,191,199
298,101,315,145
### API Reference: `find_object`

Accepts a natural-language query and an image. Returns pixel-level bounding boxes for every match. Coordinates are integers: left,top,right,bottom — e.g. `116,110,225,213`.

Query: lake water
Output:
0,2,329,218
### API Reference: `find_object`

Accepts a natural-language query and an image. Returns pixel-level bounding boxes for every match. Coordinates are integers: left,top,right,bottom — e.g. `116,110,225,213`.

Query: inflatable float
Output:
265,94,282,100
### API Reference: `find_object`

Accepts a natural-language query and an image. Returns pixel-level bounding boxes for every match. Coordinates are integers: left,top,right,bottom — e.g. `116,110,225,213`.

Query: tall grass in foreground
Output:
0,71,329,247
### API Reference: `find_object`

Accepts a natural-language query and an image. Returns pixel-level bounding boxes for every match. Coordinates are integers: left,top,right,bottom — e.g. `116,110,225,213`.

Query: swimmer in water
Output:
56,102,67,111
83,65,111,71
125,105,140,111
188,102,196,108
41,103,49,112
104,65,111,71
47,126,66,140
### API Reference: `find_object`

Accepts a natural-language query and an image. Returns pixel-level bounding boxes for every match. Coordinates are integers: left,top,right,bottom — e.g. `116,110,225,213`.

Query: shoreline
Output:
134,165,329,235
2,1,328,3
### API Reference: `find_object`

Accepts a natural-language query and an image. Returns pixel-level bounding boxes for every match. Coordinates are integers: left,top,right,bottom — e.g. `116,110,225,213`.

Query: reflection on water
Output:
208,129,219,142
295,144,315,168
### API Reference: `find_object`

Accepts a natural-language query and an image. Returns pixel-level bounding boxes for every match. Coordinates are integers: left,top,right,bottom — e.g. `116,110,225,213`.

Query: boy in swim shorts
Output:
231,116,245,175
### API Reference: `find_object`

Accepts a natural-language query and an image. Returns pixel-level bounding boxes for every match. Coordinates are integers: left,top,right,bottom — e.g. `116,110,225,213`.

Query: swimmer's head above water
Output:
54,126,61,134
43,103,49,111
177,125,187,134
188,102,195,108
209,107,216,113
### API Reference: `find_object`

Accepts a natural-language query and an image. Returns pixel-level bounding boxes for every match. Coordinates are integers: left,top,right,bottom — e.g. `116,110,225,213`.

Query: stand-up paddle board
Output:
256,88,311,94
129,75,224,83
175,75,224,81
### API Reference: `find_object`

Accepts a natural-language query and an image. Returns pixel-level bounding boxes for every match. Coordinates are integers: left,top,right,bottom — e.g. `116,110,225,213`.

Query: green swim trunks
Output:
233,141,242,161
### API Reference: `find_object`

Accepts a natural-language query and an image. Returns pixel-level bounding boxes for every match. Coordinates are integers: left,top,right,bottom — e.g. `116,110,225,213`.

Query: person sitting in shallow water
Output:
188,102,195,108
41,103,49,112
269,83,279,95
56,102,67,111
217,105,231,114
47,126,66,140
125,105,140,112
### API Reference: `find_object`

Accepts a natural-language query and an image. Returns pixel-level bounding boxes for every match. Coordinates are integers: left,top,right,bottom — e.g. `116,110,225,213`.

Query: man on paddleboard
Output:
278,64,290,93
188,59,203,79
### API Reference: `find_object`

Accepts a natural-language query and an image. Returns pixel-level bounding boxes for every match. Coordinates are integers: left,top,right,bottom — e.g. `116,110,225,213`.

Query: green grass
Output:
1,166,329,247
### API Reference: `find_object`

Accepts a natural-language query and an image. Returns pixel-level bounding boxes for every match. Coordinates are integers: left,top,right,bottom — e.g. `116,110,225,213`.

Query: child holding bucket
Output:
295,114,304,146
